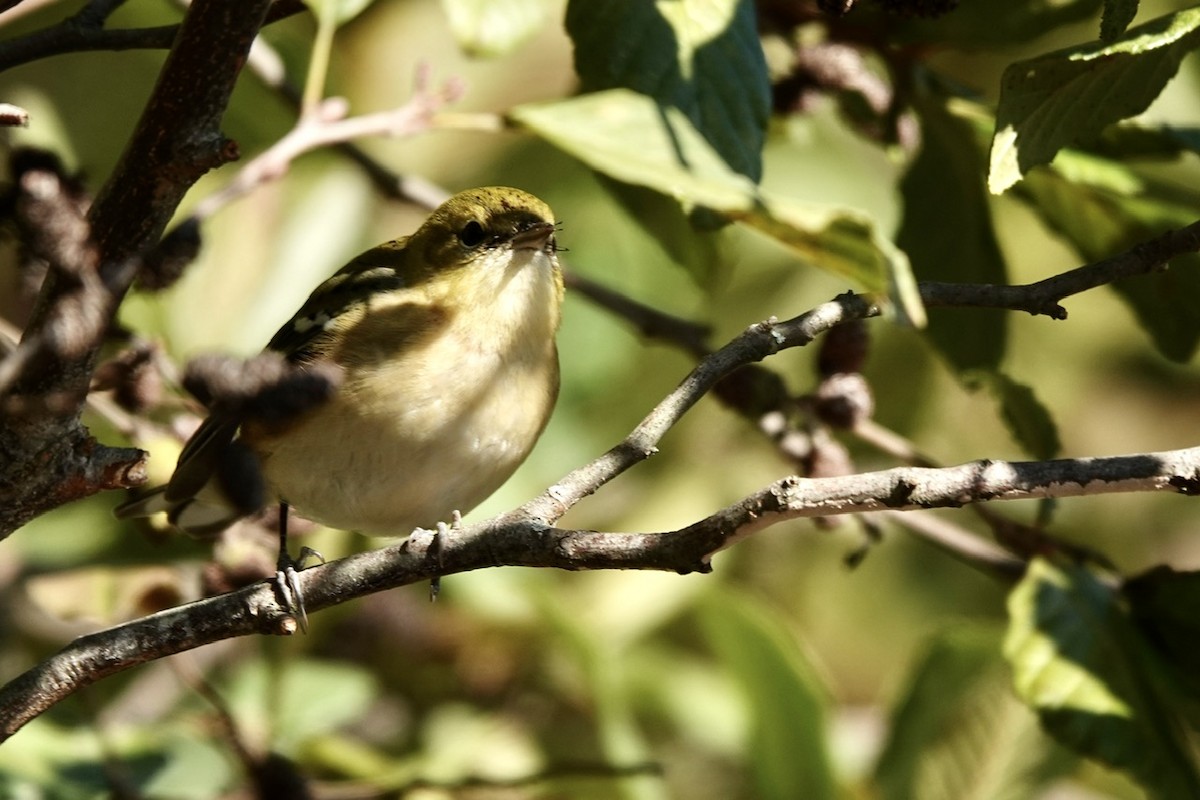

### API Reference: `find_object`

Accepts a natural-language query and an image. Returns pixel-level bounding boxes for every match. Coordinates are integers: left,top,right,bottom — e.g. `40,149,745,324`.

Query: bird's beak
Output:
510,221,556,252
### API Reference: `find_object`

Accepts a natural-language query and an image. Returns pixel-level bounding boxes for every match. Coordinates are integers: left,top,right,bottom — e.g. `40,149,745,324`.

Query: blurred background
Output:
1,1,1199,797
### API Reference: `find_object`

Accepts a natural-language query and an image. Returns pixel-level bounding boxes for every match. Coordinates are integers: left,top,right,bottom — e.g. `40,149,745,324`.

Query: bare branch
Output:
188,79,465,226
523,292,884,520
0,0,306,73
880,511,1026,578
3,279,1198,734
920,219,1200,319
4,438,1197,739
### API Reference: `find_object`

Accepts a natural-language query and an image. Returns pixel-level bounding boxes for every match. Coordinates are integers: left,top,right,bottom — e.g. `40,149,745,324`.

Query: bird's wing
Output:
266,240,409,363
116,240,411,534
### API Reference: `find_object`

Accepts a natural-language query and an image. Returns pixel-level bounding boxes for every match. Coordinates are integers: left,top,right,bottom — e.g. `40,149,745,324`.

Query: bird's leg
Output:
275,501,324,632
428,510,460,602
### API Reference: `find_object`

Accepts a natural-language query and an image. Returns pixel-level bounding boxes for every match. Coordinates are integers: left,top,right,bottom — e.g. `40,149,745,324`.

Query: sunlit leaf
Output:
511,89,924,323
697,591,836,800
989,7,1200,193
1005,558,1200,796
441,0,552,58
566,0,769,182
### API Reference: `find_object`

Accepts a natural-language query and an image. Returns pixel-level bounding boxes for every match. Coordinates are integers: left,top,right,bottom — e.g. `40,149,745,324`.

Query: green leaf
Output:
875,626,1073,800
887,0,1103,47
598,178,723,283
1101,0,1139,41
222,658,379,752
1089,122,1200,159
1124,566,1200,699
565,0,769,182
900,94,1008,372
1004,558,1200,797
739,195,923,322
1018,152,1200,361
440,0,552,58
511,89,925,324
989,7,1200,193
967,371,1061,460
697,591,836,800
512,90,757,210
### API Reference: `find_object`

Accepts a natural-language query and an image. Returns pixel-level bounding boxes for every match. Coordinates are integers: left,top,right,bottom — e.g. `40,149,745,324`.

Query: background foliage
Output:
3,0,1200,797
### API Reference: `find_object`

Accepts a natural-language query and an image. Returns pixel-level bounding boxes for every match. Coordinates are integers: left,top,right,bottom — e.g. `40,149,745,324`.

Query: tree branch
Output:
3,435,1196,739
187,77,466,227
7,285,1198,736
0,0,306,74
0,0,273,536
920,218,1200,319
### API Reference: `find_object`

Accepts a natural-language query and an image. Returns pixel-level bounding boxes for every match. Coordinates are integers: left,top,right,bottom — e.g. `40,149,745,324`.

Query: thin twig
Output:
563,271,712,357
920,219,1200,318
879,511,1026,578
0,0,305,74
186,79,465,225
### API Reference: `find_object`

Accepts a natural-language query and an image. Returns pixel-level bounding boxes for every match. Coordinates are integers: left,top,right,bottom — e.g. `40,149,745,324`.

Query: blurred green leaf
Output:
1161,126,1200,153
511,89,924,322
1124,566,1200,699
0,719,233,799
223,658,379,752
138,734,235,800
1089,122,1200,159
966,371,1061,460
597,178,724,283
888,0,1103,47
697,591,836,800
989,7,1200,193
565,0,768,183
1101,0,1139,41
302,0,376,25
440,0,552,58
1019,153,1200,361
1005,558,1200,797
900,93,1008,371
875,626,1073,800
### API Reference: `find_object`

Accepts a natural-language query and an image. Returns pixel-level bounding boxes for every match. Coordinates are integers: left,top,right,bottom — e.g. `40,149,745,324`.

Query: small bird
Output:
116,187,564,621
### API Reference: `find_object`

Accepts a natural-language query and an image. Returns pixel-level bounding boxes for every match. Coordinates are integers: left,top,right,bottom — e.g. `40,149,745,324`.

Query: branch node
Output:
1169,474,1200,496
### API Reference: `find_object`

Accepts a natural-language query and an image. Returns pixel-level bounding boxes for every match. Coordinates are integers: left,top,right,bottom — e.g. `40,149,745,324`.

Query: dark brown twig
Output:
0,0,304,74
919,219,1200,319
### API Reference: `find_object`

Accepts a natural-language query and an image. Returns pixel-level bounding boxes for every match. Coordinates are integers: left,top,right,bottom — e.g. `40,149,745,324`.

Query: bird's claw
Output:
276,546,324,634
428,511,460,602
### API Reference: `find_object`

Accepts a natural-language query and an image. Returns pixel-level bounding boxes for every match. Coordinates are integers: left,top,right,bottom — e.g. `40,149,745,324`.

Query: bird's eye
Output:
457,220,487,248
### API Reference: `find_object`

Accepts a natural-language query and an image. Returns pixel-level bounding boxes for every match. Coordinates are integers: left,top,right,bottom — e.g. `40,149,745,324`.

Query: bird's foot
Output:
429,510,461,602
276,545,325,633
